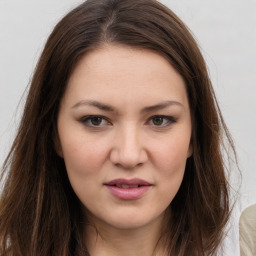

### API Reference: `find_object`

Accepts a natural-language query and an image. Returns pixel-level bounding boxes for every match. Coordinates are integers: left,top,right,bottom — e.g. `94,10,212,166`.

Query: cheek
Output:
61,138,110,204
60,135,110,177
151,135,190,188
154,136,190,169
154,141,189,209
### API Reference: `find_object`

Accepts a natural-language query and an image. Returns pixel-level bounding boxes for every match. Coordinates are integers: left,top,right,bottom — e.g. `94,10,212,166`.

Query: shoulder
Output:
239,204,256,256
240,204,256,231
240,204,256,221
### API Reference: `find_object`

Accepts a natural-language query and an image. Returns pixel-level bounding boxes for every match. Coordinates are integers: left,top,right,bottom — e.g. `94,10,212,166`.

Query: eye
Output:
148,115,176,127
80,115,110,127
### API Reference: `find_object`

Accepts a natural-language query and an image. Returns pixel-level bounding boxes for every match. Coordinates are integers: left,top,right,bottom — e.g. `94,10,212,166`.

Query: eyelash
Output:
79,115,176,128
148,115,177,127
79,115,111,127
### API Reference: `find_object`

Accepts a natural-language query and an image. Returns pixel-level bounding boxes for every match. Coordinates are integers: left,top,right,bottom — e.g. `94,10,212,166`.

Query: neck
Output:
84,213,169,256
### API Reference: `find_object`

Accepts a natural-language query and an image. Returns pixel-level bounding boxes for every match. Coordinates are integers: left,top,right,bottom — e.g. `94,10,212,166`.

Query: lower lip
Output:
105,185,151,200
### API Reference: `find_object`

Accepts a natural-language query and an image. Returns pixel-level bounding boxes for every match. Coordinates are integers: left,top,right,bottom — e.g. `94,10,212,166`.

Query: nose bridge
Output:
111,122,147,168
121,123,140,153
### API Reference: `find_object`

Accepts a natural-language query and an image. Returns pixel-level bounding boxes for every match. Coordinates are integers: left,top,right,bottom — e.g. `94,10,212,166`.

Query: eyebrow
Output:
72,100,183,112
72,100,115,112
141,100,184,113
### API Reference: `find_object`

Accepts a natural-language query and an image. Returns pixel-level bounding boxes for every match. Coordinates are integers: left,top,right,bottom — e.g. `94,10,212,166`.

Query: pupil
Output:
153,117,163,125
91,117,102,125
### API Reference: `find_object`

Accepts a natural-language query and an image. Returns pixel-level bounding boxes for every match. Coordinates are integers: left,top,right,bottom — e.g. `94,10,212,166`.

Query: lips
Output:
104,178,152,200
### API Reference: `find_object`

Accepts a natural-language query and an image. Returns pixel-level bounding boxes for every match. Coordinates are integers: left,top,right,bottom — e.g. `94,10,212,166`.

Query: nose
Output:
110,125,148,169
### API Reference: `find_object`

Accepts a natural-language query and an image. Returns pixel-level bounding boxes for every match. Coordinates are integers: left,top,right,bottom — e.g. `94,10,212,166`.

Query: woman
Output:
0,0,236,255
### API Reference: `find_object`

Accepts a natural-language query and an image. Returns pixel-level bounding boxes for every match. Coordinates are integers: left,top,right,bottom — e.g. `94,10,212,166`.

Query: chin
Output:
98,209,165,232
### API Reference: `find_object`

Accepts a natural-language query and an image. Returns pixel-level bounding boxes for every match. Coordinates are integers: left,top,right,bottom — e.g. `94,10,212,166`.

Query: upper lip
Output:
105,178,152,186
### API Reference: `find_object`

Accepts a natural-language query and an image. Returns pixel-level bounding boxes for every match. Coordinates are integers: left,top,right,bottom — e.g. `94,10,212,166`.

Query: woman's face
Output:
57,44,192,231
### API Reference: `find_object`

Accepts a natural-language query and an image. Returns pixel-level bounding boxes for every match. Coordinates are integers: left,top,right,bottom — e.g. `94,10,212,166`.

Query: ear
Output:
53,127,63,158
187,142,193,158
54,138,63,158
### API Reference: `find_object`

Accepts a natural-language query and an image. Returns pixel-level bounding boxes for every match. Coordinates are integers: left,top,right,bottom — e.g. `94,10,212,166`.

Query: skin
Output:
57,44,192,256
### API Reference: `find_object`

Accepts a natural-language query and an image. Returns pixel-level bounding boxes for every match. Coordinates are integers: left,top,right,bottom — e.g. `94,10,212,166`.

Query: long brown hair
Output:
0,0,236,255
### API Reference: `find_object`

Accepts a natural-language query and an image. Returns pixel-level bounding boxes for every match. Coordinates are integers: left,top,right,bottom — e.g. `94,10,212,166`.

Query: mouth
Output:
105,178,151,188
114,184,143,188
104,178,152,200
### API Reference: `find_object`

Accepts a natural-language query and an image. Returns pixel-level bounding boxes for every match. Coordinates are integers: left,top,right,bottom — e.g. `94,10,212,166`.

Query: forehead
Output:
63,44,189,109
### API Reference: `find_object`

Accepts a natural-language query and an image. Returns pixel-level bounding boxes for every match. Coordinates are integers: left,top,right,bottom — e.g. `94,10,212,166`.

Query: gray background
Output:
0,1,255,248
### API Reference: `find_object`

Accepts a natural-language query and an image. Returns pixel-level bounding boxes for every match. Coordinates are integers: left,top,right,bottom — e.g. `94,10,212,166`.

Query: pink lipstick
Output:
104,178,152,200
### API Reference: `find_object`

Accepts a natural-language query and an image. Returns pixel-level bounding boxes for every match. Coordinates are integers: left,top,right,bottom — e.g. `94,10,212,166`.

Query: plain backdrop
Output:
0,0,255,252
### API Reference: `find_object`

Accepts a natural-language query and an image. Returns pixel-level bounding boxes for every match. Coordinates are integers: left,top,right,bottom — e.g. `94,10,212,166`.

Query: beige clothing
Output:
239,204,256,256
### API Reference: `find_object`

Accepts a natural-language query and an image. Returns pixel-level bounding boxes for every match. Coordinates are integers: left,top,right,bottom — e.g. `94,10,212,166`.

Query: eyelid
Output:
79,115,111,127
79,114,176,128
147,115,177,127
